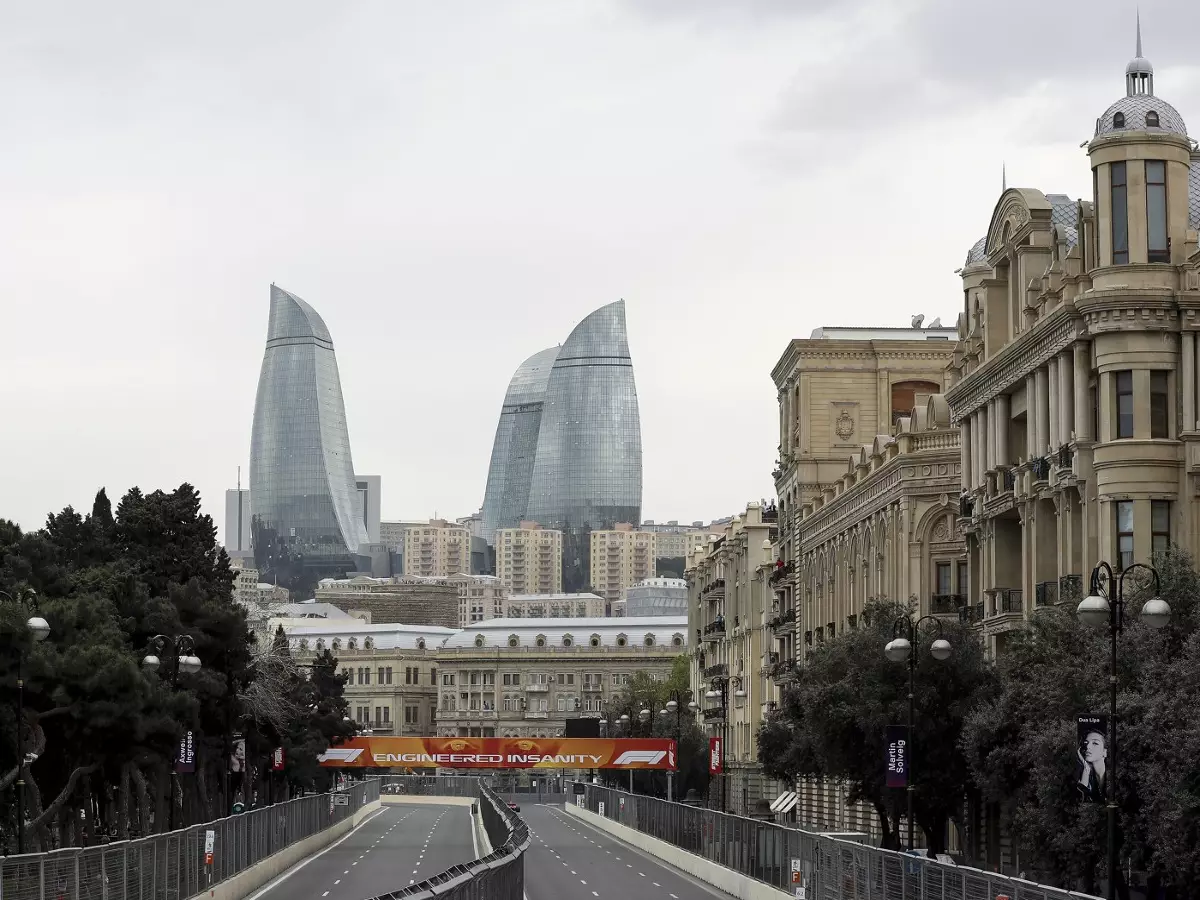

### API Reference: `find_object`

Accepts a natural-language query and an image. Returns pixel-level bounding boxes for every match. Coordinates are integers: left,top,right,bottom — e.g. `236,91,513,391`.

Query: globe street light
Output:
883,614,951,852
1,588,50,854
142,633,202,831
1076,561,1170,900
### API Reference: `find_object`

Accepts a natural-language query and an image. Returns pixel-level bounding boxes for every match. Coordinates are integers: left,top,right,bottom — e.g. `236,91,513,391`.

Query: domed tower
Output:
1088,14,1193,275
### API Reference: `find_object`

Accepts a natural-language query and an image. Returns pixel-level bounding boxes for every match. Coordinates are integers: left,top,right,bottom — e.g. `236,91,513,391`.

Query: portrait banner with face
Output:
1075,715,1108,804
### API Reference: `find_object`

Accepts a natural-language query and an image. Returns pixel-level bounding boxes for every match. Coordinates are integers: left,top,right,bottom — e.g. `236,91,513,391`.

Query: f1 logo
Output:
317,748,364,763
612,750,666,766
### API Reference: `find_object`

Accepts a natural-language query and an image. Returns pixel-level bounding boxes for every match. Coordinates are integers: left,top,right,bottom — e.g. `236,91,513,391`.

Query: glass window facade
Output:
525,300,643,592
479,346,560,543
249,285,370,566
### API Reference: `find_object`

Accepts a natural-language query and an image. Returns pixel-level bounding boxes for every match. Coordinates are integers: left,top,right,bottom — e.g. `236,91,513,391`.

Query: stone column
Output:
1059,350,1074,443
973,410,986,483
1035,367,1050,456
961,417,972,490
995,394,1010,467
984,404,995,472
1048,356,1060,450
1073,341,1092,441
1184,332,1196,433
1026,374,1038,461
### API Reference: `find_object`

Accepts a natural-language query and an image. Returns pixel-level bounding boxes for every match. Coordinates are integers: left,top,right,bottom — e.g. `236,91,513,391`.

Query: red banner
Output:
709,737,723,774
272,747,285,771
318,736,677,770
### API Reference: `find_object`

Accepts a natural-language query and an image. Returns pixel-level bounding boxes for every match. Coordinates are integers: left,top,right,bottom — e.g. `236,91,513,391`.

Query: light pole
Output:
705,675,744,813
617,713,632,792
1076,561,1171,900
2,589,50,854
143,635,202,829
884,615,951,852
664,691,697,802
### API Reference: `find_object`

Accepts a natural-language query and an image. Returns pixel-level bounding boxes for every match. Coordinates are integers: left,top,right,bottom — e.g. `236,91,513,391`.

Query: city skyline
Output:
8,3,1195,542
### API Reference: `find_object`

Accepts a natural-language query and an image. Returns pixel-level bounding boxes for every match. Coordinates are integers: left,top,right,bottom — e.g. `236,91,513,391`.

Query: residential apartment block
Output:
401,519,472,577
448,573,508,626
589,523,656,609
494,522,563,595
506,592,606,619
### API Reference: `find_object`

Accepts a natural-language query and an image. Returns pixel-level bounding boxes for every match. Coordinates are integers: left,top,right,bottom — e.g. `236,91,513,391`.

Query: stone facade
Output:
686,502,787,816
945,42,1200,657
315,576,460,629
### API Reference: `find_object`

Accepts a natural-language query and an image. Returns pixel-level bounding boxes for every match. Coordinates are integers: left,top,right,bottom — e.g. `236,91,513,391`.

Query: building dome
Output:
964,236,988,267
1095,15,1187,139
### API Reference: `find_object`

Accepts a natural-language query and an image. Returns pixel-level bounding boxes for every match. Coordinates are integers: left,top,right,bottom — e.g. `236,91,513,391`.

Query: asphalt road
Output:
251,803,477,900
520,803,737,900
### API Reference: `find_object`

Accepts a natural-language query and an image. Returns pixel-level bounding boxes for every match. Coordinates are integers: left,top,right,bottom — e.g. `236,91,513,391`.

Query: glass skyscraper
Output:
479,346,560,543
525,300,642,592
249,285,370,570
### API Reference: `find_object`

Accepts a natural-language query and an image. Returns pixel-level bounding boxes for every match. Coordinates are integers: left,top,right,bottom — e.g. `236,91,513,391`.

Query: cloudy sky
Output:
3,1,1199,541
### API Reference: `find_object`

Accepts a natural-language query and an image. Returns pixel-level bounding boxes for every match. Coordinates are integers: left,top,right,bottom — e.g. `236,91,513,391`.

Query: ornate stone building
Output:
945,35,1200,656
685,501,785,815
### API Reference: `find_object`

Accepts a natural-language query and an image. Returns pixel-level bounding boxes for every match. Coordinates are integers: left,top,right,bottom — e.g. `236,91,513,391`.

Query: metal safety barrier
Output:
365,775,529,900
577,783,1101,900
0,780,379,900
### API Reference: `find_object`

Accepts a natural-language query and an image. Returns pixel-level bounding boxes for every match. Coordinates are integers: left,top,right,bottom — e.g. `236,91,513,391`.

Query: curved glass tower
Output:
479,346,560,543
249,285,369,568
525,300,642,591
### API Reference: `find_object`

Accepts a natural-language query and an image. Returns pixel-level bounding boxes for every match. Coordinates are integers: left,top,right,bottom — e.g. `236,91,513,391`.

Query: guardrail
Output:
0,780,380,900
577,782,1099,900
365,775,529,900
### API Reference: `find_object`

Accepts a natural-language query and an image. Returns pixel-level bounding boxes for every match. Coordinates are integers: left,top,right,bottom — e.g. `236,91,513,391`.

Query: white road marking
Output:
333,880,340,885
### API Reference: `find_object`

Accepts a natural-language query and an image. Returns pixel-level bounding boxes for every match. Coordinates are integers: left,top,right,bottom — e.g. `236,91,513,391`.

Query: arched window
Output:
671,633,684,647
331,638,341,650
1113,111,1126,128
589,634,602,647
508,635,520,648
616,634,628,647
474,634,485,648
364,637,374,650
644,634,656,647
1145,110,1159,127
535,634,547,647
347,637,357,649
562,634,574,647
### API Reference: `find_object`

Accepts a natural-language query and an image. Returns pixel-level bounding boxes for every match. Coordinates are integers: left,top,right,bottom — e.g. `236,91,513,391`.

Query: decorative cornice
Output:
944,306,1085,422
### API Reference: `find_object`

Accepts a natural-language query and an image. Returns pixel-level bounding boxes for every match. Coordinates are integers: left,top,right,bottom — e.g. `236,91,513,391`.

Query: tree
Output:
960,549,1200,896
758,598,998,853
602,655,708,799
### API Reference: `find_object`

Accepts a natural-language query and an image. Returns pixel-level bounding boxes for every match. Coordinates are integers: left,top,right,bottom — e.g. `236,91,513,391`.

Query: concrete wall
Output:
191,800,381,900
563,803,793,900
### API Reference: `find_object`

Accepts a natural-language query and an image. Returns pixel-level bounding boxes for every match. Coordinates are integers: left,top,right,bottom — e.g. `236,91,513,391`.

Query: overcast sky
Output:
3,1,1199,542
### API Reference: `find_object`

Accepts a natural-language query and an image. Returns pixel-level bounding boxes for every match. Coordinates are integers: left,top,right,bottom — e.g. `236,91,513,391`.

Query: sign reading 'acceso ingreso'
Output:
318,737,678,770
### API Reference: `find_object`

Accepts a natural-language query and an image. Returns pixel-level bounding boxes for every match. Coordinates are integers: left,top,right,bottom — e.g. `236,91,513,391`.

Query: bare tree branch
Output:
237,639,304,735
23,764,97,835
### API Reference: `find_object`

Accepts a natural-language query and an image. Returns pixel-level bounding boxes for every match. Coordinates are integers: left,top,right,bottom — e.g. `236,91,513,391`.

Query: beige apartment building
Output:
946,43,1200,656
314,576,459,629
506,592,606,618
686,502,786,816
494,522,563,595
285,622,458,736
447,574,508,626
433,617,685,739
589,523,657,608
401,519,471,577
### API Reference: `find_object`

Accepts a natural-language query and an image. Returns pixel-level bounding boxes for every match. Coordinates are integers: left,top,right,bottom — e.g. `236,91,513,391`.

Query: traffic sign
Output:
203,830,215,866
333,793,350,807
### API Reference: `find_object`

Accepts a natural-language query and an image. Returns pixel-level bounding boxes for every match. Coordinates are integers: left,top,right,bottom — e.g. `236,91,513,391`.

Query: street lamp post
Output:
2,589,51,854
705,676,744,813
664,691,697,802
1076,561,1171,900
883,614,952,852
143,635,202,830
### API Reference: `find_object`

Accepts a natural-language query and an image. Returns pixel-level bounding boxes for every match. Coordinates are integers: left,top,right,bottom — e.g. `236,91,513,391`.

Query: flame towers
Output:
482,300,642,591
249,285,369,571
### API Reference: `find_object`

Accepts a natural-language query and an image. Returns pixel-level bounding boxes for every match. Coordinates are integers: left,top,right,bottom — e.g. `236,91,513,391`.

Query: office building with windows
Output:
588,523,657,609
946,35,1200,656
493,521,563,595
433,617,685,739
249,285,370,569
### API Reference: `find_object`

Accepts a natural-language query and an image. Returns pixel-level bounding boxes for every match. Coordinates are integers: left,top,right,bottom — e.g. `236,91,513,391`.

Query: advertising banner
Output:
175,731,196,774
271,747,285,771
885,725,908,788
708,736,723,775
1075,714,1108,803
317,736,677,770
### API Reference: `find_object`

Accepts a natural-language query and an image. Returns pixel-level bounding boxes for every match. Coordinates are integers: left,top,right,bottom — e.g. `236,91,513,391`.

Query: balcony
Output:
769,658,799,683
779,608,797,625
1001,468,1016,493
1034,580,1058,607
702,707,726,722
768,561,795,587
524,711,549,719
524,683,550,692
1030,457,1051,482
701,579,726,599
1057,444,1074,473
702,662,728,680
702,620,726,641
583,683,604,692
931,593,965,615
985,589,1024,634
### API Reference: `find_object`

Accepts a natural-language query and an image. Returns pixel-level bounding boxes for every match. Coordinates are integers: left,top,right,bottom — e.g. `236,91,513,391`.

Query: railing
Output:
1030,456,1051,481
702,620,726,639
366,775,529,900
1035,580,1059,606
0,780,379,900
1060,573,1083,603
992,589,1023,616
702,662,728,679
768,561,795,586
576,783,1096,900
1058,444,1074,470
930,593,965,615
1001,468,1016,493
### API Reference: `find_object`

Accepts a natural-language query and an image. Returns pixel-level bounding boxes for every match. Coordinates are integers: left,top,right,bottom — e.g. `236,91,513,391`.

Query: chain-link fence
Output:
0,780,380,900
577,783,1102,900
365,776,529,900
